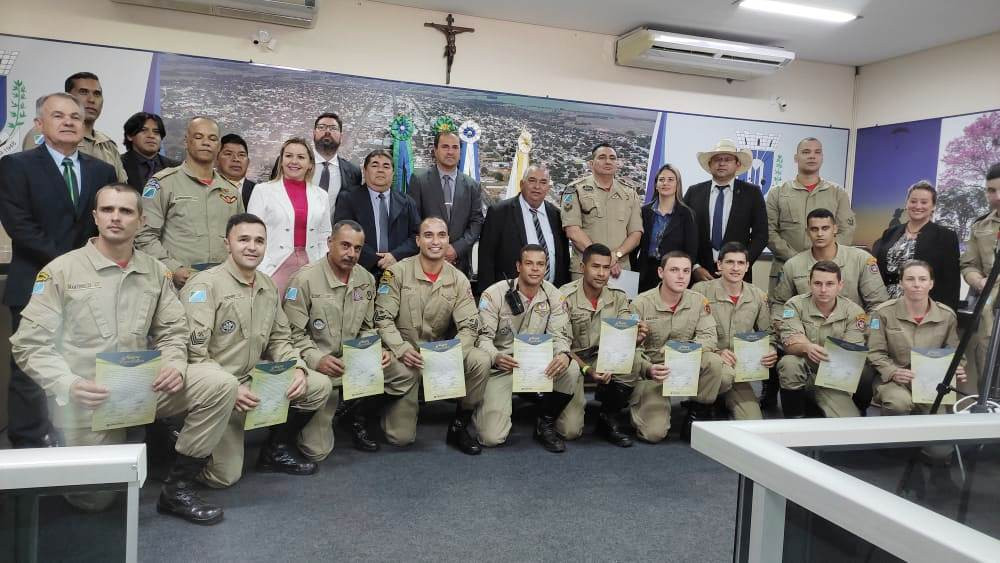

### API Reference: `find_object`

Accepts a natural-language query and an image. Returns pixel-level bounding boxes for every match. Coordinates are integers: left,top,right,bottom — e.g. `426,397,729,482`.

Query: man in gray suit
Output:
407,131,484,275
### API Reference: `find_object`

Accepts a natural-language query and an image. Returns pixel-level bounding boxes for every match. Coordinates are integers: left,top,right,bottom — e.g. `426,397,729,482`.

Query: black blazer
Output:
407,167,484,273
333,185,420,278
121,150,179,192
339,157,362,191
684,179,768,278
0,145,117,306
871,221,961,311
477,195,570,293
633,202,699,290
241,179,257,209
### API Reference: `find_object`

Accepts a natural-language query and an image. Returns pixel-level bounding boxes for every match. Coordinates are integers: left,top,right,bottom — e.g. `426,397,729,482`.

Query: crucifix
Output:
424,14,475,85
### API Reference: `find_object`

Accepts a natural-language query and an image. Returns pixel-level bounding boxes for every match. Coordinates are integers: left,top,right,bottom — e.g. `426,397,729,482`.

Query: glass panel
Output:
782,499,903,563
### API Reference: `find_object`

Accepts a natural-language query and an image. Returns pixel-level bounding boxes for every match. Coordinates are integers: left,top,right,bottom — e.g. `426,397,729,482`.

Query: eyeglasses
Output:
315,124,341,132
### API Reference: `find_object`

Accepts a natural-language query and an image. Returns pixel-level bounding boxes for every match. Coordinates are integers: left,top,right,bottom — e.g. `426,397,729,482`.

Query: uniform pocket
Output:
131,291,158,336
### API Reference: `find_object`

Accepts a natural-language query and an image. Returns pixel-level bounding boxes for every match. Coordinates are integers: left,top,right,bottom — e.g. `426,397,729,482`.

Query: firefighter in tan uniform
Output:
560,244,640,447
775,261,867,418
284,220,391,453
868,260,967,415
766,137,855,291
181,214,332,488
692,242,774,421
23,71,128,182
11,185,237,524
374,217,490,455
135,117,244,288
772,208,888,315
475,244,575,452
560,143,643,278
631,251,729,443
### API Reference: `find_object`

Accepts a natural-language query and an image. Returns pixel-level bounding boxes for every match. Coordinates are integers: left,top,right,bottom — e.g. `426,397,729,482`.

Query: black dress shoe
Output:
257,444,319,475
349,422,380,452
446,419,482,455
596,412,633,447
157,454,223,525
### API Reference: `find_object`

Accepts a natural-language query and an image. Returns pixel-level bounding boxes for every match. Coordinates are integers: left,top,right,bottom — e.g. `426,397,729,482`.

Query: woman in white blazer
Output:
247,137,332,294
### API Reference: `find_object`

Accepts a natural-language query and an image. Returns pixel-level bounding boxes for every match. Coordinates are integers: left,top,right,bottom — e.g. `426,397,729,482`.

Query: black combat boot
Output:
760,368,780,411
157,454,224,525
681,400,715,442
779,388,807,419
446,405,482,455
533,392,574,453
337,397,380,452
257,409,319,475
595,381,634,448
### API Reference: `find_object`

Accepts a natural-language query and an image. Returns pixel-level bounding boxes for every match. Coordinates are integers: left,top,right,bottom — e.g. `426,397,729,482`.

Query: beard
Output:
316,136,340,153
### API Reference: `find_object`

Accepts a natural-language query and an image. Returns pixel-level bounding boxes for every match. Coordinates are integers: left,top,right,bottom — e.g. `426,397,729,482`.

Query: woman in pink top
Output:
247,138,332,294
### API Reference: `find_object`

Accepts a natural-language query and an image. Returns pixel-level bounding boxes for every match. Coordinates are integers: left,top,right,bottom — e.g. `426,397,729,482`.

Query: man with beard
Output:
311,112,362,208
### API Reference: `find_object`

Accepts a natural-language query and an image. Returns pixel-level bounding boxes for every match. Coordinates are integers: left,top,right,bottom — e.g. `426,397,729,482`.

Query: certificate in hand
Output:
662,340,702,396
92,351,161,432
607,269,640,299
421,339,467,401
733,331,770,383
596,317,638,374
513,333,554,393
342,335,385,401
911,347,956,405
815,337,868,393
244,360,297,430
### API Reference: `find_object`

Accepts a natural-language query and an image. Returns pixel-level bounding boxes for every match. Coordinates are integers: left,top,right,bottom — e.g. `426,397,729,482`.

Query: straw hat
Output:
697,138,753,175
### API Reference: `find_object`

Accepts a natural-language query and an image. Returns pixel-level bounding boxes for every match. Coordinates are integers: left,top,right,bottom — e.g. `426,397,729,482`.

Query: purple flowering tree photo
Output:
936,111,1000,242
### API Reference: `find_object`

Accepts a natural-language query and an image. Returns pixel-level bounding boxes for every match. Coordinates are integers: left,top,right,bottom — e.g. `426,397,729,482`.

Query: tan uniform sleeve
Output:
843,311,867,347
476,290,502,365
865,309,898,383
626,196,643,235
694,298,719,352
835,188,856,246
629,299,652,379
547,293,572,357
559,188,582,229
149,272,190,378
859,255,890,311
453,277,482,355
283,273,324,370
10,267,80,406
754,293,778,353
374,268,414,360
960,226,986,280
776,302,806,345
135,179,183,272
770,262,797,318
765,188,796,260
264,303,306,368
359,287,377,340
180,279,217,364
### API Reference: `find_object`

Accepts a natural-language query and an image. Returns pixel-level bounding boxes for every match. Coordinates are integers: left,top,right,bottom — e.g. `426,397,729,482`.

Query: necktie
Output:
377,193,390,253
442,175,453,219
319,162,330,191
530,208,551,281
711,185,728,251
62,157,78,205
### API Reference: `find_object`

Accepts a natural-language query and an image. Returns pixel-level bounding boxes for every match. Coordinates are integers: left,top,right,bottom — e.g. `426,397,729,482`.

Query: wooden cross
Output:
424,14,475,84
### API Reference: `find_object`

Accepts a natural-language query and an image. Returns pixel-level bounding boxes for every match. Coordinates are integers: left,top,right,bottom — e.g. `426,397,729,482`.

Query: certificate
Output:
596,318,638,374
911,347,956,405
92,351,160,432
244,360,297,430
342,335,385,401
421,339,466,401
662,340,702,396
513,333,554,393
733,331,770,383
607,269,640,299
815,337,868,393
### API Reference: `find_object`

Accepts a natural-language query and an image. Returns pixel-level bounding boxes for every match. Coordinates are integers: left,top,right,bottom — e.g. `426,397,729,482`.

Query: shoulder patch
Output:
782,308,795,319
562,194,574,207
479,296,490,311
869,317,880,330
142,178,160,199
379,270,394,286
35,271,51,283
702,297,711,315
856,314,868,331
31,281,45,295
187,289,207,303
285,287,299,301
378,284,390,295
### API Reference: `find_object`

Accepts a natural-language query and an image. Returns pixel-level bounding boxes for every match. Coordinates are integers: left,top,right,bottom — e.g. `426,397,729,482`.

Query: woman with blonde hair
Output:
247,137,332,293
634,164,698,292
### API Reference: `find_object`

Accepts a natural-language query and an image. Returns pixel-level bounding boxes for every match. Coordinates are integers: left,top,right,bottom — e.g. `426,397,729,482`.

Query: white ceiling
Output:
375,0,1000,66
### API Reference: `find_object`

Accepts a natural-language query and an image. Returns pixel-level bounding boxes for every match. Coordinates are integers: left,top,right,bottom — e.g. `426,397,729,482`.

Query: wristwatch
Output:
614,251,624,260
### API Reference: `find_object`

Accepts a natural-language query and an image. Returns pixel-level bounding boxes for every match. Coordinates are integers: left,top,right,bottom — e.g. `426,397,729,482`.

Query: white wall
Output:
0,0,856,129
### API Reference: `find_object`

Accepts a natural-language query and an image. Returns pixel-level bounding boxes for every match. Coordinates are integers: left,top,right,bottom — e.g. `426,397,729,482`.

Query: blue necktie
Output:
711,185,728,251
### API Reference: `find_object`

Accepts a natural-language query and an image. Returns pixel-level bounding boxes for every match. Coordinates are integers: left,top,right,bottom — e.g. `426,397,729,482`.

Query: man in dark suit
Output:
216,134,255,207
311,112,362,208
407,130,485,276
333,149,420,279
121,111,180,192
478,164,569,293
0,92,117,448
684,139,768,282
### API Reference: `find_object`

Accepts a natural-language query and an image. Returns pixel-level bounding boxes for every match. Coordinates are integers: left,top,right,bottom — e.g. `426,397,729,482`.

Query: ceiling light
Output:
738,0,858,23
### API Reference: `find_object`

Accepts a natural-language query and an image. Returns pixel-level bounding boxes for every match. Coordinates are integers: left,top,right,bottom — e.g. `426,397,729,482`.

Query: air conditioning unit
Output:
112,0,318,28
615,28,794,81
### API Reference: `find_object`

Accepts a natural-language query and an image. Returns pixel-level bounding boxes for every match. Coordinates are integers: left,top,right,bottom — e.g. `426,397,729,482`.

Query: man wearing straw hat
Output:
683,139,768,283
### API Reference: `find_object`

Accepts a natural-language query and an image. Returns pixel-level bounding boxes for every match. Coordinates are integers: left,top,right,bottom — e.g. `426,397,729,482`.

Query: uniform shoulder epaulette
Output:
871,299,895,313
936,302,959,318
152,165,182,181
617,176,641,192
558,278,582,294
974,211,992,223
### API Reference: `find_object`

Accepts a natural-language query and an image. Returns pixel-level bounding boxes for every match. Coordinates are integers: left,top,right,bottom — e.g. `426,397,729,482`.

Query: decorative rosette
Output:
390,115,415,142
458,120,481,182
458,120,481,144
389,114,415,193
431,116,458,135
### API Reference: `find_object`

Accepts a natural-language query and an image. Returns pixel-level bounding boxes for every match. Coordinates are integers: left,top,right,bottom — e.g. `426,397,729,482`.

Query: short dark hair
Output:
987,163,1000,182
519,243,548,263
659,250,692,268
94,183,142,216
806,208,836,223
363,149,393,168
590,143,615,159
906,180,937,204
220,133,248,154
718,241,749,262
64,72,99,93
901,259,935,280
314,112,342,131
122,112,166,151
433,130,460,147
581,243,612,265
225,213,266,237
810,260,842,281
332,219,364,236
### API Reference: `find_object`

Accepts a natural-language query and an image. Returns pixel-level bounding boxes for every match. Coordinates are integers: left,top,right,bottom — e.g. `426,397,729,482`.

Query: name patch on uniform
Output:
782,308,795,319
220,319,237,334
312,318,326,331
142,178,160,199
378,284,390,295
870,318,880,330
285,287,299,301
67,282,101,291
188,290,207,303
31,282,45,295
